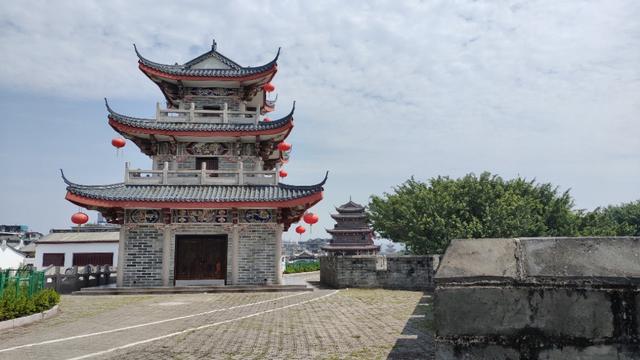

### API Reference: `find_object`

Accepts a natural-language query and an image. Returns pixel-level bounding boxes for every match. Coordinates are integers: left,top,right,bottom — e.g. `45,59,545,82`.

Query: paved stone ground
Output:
0,276,433,360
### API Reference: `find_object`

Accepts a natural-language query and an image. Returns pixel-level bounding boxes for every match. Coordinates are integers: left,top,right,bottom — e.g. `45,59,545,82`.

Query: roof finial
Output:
211,38,217,51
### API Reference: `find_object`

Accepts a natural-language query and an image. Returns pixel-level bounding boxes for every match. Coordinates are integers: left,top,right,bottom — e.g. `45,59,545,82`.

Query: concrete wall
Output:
320,255,439,290
434,237,640,359
35,242,119,270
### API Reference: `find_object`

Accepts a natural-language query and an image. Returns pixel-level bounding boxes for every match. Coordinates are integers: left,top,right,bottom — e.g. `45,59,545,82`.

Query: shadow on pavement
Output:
387,291,435,360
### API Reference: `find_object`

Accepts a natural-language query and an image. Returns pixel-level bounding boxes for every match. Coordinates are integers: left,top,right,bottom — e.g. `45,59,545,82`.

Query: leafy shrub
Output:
284,261,320,274
0,282,60,321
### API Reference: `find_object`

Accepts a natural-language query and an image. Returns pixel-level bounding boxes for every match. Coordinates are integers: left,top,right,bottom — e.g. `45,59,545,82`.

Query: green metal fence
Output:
0,268,45,298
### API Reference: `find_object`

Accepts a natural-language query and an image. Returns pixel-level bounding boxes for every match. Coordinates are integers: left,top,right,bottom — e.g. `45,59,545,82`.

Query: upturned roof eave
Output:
105,99,295,138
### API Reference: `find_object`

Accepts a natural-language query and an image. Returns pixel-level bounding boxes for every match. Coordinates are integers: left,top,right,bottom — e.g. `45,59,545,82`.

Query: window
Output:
196,157,219,177
43,253,65,267
72,253,114,266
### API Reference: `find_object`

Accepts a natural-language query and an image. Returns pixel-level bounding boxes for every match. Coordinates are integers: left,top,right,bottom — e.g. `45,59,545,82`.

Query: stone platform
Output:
73,284,312,295
434,237,640,359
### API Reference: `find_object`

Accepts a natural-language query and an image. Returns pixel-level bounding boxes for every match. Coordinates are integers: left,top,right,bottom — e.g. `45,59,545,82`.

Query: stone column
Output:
275,224,283,285
162,226,172,286
116,227,125,287
231,225,239,285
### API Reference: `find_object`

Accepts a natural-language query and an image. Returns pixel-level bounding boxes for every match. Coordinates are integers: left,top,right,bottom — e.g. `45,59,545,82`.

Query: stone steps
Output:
72,285,312,296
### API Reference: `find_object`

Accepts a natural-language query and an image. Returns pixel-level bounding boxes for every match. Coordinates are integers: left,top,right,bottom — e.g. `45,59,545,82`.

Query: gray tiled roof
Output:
134,44,279,78
105,99,294,132
62,171,327,203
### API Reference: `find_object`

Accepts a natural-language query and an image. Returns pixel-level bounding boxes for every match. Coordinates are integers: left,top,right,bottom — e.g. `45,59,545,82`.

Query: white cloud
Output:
0,0,639,235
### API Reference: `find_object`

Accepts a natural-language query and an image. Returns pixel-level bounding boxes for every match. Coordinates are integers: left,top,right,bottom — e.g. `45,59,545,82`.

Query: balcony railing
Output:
156,102,260,124
124,162,279,186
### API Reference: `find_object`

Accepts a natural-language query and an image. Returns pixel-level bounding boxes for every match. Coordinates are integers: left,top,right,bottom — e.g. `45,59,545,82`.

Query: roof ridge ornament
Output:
212,38,217,51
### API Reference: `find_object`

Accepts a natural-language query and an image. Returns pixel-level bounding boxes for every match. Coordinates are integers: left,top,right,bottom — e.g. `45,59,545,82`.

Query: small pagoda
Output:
322,200,379,256
62,39,327,287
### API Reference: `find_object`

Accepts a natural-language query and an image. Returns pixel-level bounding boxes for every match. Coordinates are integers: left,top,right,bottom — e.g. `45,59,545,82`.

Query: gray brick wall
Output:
122,226,164,287
237,225,277,285
121,223,278,287
320,255,440,290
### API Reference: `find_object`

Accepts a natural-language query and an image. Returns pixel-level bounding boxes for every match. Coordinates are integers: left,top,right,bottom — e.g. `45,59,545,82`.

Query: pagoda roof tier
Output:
63,171,326,230
135,44,279,81
321,245,381,251
62,171,326,209
106,99,294,139
326,228,373,234
330,213,367,220
135,42,278,105
335,200,366,213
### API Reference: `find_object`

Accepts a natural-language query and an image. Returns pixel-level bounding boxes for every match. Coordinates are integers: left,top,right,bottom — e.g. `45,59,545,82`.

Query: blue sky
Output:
0,1,639,240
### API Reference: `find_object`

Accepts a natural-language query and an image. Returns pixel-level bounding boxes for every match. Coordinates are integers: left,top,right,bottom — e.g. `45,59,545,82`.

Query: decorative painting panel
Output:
127,209,161,224
241,209,274,223
172,209,229,224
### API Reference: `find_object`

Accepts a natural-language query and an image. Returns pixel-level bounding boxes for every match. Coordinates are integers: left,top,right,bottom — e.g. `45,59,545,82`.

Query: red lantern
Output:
303,212,319,233
112,137,126,156
263,117,271,122
71,212,89,226
295,225,306,239
277,142,292,152
279,169,288,178
303,212,319,225
263,83,275,92
111,138,126,149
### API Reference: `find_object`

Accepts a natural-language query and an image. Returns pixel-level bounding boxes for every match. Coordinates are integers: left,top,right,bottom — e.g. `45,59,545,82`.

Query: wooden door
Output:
174,235,227,281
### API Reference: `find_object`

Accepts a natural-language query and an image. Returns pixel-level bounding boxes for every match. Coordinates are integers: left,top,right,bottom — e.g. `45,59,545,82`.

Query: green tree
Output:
368,172,577,254
576,201,640,236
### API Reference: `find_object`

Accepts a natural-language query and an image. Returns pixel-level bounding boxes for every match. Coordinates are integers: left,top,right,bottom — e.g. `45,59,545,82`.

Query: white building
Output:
0,240,27,269
35,230,119,270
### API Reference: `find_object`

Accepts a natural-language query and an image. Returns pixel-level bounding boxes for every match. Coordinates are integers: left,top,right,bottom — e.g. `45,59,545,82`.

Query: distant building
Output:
35,226,120,270
0,225,43,249
322,200,380,256
282,238,329,257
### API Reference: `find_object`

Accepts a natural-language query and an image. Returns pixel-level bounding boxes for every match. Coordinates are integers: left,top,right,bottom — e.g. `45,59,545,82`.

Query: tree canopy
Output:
368,172,639,254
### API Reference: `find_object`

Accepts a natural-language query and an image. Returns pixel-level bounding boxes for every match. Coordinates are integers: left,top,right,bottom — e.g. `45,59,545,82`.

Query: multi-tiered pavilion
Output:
322,200,379,255
63,40,326,287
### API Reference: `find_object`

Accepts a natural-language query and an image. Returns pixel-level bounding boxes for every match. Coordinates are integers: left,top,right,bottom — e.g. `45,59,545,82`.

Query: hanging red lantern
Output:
303,212,319,225
263,117,271,122
279,169,288,178
277,142,292,152
111,138,126,149
295,225,306,239
303,212,319,233
71,212,89,226
112,137,126,156
263,83,275,92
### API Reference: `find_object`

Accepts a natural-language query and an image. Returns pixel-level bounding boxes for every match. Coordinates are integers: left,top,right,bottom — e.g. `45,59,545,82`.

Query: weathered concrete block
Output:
538,345,640,360
435,238,517,283
522,237,640,285
434,237,640,360
435,287,531,336
435,342,520,360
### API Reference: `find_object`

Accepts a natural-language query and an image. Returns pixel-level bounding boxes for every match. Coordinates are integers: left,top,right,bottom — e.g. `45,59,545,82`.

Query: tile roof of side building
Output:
105,99,295,133
134,44,279,78
61,171,328,204
37,231,120,244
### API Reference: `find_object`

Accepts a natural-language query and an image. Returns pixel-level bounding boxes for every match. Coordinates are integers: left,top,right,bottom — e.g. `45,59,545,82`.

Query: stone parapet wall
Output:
434,237,640,359
320,255,439,290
